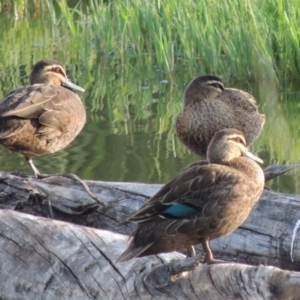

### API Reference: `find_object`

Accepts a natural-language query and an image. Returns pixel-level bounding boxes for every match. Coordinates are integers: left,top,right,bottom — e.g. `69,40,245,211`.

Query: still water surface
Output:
0,3,299,194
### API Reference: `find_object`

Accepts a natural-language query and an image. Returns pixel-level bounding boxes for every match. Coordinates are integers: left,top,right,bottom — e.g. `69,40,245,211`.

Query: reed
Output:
51,0,300,80
1,0,300,79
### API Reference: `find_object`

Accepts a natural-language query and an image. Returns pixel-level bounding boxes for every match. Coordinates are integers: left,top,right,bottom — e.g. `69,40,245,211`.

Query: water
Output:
0,2,299,194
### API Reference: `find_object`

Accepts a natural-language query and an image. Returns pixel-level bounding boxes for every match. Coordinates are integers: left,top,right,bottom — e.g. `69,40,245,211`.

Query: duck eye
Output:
53,67,62,74
233,137,245,145
209,83,224,90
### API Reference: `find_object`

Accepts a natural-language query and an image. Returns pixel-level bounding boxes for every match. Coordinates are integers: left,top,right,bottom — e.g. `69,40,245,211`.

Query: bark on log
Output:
0,171,299,299
0,209,299,300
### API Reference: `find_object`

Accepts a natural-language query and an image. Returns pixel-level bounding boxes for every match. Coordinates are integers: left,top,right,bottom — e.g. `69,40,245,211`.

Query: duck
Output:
117,128,265,263
0,59,86,177
176,75,265,156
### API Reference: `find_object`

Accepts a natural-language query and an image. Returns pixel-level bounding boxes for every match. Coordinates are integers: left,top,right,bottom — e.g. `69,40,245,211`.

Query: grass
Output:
56,0,300,81
2,0,300,79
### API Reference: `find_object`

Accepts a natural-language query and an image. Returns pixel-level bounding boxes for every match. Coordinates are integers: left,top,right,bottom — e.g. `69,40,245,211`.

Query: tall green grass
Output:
54,0,300,81
1,0,300,79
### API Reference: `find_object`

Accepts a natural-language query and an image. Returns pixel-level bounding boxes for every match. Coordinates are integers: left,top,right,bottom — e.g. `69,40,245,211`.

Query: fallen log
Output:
0,209,299,300
0,170,299,299
0,170,299,270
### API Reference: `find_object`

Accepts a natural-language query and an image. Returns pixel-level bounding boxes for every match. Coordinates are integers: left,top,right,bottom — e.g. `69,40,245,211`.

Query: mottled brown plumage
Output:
0,59,86,177
176,75,265,156
118,129,264,263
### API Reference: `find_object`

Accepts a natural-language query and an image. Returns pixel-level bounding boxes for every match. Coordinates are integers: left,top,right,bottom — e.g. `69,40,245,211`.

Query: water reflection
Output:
0,62,299,195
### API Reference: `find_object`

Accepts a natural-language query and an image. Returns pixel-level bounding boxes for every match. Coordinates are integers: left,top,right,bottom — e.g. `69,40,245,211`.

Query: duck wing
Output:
0,84,81,139
127,164,240,223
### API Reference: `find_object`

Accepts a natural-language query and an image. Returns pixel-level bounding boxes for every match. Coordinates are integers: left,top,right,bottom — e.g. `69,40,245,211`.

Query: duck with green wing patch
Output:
118,128,264,264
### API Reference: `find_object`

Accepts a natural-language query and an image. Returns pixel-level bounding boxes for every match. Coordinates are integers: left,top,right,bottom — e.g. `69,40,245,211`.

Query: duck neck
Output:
219,157,263,178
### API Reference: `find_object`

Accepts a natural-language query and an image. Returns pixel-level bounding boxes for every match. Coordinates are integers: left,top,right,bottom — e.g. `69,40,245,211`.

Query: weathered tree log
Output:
0,171,299,270
0,171,300,299
0,209,299,300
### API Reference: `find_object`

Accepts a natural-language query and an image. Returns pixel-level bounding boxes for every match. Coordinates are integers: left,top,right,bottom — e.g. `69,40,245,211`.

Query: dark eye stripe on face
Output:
207,81,224,90
228,136,246,146
50,67,66,77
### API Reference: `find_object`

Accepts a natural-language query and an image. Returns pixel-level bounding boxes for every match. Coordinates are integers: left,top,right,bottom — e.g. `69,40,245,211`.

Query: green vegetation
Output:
1,0,300,79
0,0,299,193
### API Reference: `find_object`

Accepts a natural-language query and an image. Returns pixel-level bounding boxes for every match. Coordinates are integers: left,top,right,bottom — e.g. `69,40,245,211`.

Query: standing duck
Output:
118,129,264,263
0,59,86,177
176,75,265,156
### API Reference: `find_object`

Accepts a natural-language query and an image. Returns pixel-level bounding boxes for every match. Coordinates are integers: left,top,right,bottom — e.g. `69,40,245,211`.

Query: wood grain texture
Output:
0,209,299,300
0,171,299,299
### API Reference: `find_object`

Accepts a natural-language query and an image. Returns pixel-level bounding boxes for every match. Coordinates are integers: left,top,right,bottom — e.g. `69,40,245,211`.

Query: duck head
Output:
29,59,85,92
183,74,224,104
207,128,263,164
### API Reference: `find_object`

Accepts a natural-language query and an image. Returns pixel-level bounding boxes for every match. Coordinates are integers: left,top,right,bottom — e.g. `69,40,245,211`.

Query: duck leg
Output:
202,239,227,264
26,158,55,218
186,246,196,257
27,158,42,178
26,157,108,209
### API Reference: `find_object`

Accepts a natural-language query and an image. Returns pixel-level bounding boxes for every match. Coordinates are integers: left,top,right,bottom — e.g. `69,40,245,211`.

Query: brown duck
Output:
118,128,264,263
0,59,86,177
176,75,265,156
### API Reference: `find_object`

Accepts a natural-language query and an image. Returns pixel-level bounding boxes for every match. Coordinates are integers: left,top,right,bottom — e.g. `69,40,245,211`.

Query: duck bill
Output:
243,150,263,164
62,78,85,92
